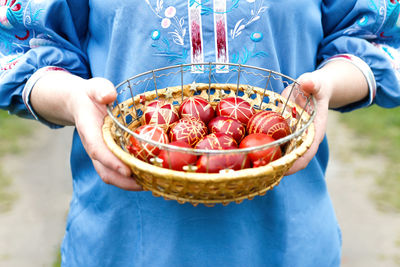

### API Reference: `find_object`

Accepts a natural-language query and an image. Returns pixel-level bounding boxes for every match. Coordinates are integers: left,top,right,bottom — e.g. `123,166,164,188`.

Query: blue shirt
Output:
1,1,400,266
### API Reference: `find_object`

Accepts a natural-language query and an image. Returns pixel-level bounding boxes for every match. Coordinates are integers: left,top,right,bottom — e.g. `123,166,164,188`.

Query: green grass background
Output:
340,105,400,212
0,110,32,212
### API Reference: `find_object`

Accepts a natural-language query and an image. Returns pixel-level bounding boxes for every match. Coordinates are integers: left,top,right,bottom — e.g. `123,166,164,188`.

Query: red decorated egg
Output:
216,97,255,125
195,132,237,150
169,117,208,147
247,110,291,140
158,141,198,171
208,116,246,143
239,133,282,167
196,152,251,173
143,100,180,130
179,96,215,124
127,125,169,162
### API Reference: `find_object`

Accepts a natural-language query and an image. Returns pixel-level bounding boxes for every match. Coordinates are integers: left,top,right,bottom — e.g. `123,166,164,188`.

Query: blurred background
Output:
0,106,399,267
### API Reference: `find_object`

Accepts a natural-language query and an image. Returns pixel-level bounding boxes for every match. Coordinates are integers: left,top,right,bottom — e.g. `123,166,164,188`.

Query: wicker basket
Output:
102,63,316,206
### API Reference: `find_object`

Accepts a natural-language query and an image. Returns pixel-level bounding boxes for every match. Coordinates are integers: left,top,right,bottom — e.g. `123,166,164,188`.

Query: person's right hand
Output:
71,77,143,191
32,72,142,191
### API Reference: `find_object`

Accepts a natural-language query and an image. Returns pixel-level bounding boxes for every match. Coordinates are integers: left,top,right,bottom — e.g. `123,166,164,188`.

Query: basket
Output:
102,63,316,206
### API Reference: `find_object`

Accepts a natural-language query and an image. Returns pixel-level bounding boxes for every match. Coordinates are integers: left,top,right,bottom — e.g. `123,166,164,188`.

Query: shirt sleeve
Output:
0,0,90,128
319,0,400,112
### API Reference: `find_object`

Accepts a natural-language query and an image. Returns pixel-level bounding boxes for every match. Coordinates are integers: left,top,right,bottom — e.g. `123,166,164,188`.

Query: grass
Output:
53,250,61,267
0,168,18,213
340,105,400,212
0,110,33,213
0,110,64,265
0,110,32,155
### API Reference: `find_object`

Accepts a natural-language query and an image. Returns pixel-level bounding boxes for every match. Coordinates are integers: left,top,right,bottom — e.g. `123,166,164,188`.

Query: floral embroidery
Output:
151,30,161,40
0,0,29,52
378,0,400,38
0,54,20,72
345,0,400,40
0,0,23,29
165,6,176,17
190,0,239,15
148,0,268,67
147,2,186,46
161,17,171,28
0,1,46,52
250,32,263,42
357,15,369,26
230,0,267,39
147,1,189,64
169,17,186,45
151,38,188,64
232,31,267,64
145,0,163,18
231,46,268,65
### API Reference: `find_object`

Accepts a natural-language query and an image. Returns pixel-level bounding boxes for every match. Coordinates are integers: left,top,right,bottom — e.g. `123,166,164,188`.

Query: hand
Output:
281,60,369,175
71,77,143,190
282,70,332,175
32,71,142,191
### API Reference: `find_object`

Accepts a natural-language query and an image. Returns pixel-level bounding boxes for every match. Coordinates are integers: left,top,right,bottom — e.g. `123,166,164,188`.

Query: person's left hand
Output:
282,70,333,175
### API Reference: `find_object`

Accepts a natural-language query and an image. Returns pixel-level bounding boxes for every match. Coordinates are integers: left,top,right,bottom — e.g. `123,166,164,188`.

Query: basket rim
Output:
114,62,300,90
106,82,316,155
103,115,315,182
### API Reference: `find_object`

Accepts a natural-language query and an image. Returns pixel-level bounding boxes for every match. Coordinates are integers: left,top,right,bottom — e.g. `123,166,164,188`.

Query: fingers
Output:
73,77,143,191
281,72,318,111
297,72,318,97
93,160,143,191
283,72,330,175
75,105,137,189
86,77,118,105
285,128,323,175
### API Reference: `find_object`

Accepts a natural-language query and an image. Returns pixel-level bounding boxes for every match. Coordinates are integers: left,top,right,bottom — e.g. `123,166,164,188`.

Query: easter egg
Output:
216,97,255,125
239,133,282,167
179,96,215,124
158,141,198,171
127,124,169,162
195,132,237,150
247,110,291,140
143,100,180,130
208,116,246,143
196,152,251,173
169,117,208,147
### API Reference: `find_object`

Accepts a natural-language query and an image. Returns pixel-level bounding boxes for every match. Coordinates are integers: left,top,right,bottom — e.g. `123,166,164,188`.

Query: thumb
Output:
297,72,321,98
86,77,117,105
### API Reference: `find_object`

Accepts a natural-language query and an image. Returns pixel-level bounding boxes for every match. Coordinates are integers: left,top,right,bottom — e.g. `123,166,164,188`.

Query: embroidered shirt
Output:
1,1,400,266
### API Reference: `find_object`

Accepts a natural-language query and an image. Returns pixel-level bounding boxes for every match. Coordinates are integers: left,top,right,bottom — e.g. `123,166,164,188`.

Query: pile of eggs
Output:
127,95,292,173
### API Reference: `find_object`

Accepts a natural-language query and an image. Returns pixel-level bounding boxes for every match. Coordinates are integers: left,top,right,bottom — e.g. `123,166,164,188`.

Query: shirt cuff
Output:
22,66,68,129
318,54,377,111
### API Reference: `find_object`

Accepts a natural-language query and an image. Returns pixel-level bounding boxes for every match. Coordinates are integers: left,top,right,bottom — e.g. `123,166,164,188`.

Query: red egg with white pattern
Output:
179,96,215,124
169,117,208,147
143,100,180,130
195,132,237,150
247,110,291,140
208,116,246,143
127,125,169,162
215,97,255,125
